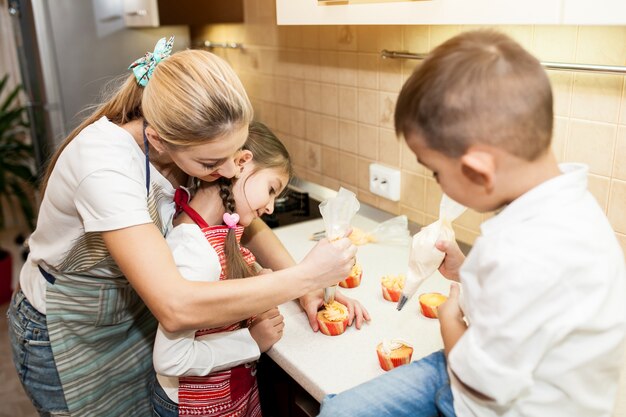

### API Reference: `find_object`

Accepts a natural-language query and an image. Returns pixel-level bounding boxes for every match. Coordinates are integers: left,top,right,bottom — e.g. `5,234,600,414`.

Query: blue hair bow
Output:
128,36,175,87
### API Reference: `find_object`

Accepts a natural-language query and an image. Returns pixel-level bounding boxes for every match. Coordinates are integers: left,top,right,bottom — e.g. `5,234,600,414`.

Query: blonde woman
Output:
7,38,357,417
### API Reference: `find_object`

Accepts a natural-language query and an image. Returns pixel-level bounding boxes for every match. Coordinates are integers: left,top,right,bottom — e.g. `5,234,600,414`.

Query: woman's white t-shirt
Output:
20,116,176,313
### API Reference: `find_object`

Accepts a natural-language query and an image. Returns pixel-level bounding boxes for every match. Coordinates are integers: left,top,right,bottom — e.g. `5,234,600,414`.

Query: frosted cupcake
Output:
317,301,350,336
376,339,414,371
339,263,363,288
381,274,405,302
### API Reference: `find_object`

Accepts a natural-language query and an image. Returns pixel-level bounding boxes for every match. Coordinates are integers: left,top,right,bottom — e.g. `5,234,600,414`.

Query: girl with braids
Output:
152,122,370,416
8,38,357,417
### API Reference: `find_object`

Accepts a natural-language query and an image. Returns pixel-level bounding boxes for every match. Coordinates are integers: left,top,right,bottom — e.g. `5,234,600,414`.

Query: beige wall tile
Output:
587,173,610,211
455,209,484,231
338,53,358,86
576,26,626,66
358,54,379,90
304,52,321,82
357,26,379,53
306,142,322,172
379,128,401,167
254,101,276,129
552,117,569,162
429,26,463,50
301,26,320,50
357,189,379,207
608,179,626,234
379,57,403,93
358,157,373,190
453,225,479,246
621,82,626,125
257,48,277,75
403,25,430,53
339,152,358,186
548,71,573,118
358,124,378,160
320,84,339,117
306,112,322,144
401,172,426,212
357,89,379,124
322,147,340,179
424,177,442,218
614,126,626,181
339,120,358,154
339,86,358,121
291,109,306,139
289,79,305,109
565,120,616,176
571,73,622,123
276,104,291,135
304,82,321,113
378,198,400,215
319,26,338,50
291,137,307,167
321,116,339,148
337,26,357,51
320,51,338,83
378,26,403,52
533,26,578,62
379,92,397,129
274,77,290,105
322,176,341,191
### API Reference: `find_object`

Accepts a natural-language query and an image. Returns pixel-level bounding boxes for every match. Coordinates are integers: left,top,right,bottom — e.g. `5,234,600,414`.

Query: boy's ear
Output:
460,148,496,193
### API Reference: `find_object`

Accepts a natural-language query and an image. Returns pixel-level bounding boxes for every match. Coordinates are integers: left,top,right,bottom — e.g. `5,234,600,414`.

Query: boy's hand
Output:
299,290,371,331
435,240,466,282
438,283,467,356
249,307,284,353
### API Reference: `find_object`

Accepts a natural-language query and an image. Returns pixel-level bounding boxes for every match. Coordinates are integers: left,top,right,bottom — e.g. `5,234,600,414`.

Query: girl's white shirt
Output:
154,223,260,403
20,117,176,313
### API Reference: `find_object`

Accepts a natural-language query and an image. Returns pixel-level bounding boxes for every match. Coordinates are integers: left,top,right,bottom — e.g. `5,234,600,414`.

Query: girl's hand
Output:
299,290,371,332
435,240,466,282
249,307,284,353
299,237,357,289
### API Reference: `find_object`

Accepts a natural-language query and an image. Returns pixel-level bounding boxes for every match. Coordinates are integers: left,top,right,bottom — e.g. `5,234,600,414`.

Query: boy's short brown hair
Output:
395,30,553,161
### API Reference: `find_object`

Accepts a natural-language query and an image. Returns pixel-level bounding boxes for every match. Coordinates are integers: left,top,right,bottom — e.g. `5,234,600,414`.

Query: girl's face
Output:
165,125,248,182
232,163,290,227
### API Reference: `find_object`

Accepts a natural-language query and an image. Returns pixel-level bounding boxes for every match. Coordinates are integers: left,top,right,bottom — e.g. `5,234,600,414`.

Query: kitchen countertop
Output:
268,213,452,403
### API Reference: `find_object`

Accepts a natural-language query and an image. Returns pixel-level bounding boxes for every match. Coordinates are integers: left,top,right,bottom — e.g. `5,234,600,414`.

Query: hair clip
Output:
128,36,175,87
223,212,240,229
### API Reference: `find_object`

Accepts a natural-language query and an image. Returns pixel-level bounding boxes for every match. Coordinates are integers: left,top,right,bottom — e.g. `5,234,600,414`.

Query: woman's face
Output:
166,125,249,182
232,164,290,227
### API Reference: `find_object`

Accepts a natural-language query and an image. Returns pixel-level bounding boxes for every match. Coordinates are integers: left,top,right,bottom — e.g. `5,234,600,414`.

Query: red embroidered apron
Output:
174,188,261,417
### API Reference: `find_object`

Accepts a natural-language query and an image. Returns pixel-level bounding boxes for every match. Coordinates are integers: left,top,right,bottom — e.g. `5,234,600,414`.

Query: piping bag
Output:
397,194,466,311
319,187,360,304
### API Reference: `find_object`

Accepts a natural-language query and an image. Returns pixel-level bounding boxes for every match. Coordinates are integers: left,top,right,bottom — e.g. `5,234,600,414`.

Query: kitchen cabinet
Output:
276,0,626,25
124,0,243,27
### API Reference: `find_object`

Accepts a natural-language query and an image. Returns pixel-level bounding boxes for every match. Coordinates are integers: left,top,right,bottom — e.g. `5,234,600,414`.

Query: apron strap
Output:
174,187,210,229
38,265,56,284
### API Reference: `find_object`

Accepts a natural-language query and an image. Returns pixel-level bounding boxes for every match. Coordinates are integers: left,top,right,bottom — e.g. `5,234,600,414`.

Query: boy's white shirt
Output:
20,117,175,314
154,224,261,403
449,163,626,417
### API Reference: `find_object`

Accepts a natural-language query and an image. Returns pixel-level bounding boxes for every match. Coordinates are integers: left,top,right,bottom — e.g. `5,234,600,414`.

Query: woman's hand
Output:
249,307,284,353
435,239,466,282
299,289,371,332
299,237,357,289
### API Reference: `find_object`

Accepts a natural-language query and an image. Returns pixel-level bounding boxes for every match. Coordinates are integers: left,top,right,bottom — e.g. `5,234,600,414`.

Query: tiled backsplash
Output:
192,0,626,254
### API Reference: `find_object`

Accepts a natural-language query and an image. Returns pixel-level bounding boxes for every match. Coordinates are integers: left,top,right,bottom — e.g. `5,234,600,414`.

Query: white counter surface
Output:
268,214,452,403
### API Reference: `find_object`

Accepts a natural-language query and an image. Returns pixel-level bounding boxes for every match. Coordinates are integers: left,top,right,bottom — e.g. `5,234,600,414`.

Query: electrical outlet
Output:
369,163,401,201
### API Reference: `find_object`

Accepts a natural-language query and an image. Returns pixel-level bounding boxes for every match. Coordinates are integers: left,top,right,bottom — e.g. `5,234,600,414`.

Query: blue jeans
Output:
152,377,179,417
7,290,70,416
318,350,456,417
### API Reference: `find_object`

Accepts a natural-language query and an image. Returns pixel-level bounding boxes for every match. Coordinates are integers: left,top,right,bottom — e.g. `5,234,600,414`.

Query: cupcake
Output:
317,301,350,336
418,293,448,318
381,274,405,302
376,339,414,371
339,263,363,288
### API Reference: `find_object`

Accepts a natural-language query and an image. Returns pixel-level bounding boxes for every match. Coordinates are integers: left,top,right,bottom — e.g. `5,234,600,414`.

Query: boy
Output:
318,29,626,417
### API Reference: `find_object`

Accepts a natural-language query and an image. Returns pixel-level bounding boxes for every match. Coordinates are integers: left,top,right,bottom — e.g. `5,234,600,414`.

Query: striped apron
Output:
174,188,262,417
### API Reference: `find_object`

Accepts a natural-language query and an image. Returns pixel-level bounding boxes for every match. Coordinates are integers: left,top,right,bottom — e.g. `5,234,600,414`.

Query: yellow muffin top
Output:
349,263,362,277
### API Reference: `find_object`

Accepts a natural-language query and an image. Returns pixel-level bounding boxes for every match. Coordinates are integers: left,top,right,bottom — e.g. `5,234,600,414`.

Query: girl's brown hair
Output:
394,29,553,161
40,49,253,193
218,121,293,283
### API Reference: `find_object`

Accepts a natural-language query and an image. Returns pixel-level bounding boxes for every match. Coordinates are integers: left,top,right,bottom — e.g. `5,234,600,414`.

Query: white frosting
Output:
380,338,413,355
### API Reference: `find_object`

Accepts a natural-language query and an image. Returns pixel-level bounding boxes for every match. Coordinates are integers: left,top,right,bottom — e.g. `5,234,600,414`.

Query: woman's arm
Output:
103,222,355,332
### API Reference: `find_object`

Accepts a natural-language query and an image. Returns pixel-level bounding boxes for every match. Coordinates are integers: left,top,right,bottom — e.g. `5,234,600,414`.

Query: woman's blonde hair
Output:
218,121,292,284
41,49,253,192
